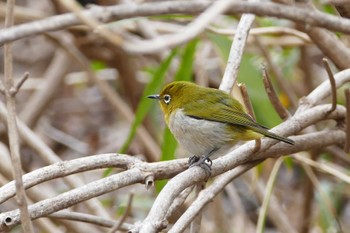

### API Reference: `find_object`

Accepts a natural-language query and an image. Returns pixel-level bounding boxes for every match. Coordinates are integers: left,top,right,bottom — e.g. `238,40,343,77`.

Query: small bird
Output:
148,81,294,167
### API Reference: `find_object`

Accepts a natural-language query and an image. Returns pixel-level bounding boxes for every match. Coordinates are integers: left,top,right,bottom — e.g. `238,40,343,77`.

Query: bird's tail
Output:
250,126,294,145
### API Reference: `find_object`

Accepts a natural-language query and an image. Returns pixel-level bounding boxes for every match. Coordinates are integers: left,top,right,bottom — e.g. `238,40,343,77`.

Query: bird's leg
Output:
188,148,218,173
188,155,201,166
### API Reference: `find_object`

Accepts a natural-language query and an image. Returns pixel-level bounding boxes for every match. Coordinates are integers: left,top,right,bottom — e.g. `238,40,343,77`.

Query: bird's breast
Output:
168,109,234,156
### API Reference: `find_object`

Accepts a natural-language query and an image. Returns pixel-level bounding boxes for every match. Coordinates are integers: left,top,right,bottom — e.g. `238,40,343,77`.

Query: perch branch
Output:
0,128,345,231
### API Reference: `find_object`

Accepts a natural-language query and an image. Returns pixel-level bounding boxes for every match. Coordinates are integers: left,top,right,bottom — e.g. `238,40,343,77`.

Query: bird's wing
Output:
183,96,267,130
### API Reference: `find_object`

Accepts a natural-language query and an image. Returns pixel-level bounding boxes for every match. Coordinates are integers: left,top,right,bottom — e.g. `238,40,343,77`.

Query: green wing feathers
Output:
184,92,294,145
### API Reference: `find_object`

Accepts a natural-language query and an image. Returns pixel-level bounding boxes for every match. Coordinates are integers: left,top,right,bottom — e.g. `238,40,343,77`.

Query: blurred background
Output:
0,0,349,232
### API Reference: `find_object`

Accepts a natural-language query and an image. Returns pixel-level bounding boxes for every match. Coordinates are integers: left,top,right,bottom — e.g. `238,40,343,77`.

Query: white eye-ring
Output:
163,94,171,104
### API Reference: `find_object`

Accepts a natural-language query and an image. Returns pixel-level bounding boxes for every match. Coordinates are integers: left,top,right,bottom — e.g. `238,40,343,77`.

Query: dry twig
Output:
2,0,33,232
322,58,337,113
262,66,291,120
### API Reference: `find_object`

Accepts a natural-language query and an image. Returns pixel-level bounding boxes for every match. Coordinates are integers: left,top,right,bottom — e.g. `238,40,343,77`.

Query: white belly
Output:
168,109,235,156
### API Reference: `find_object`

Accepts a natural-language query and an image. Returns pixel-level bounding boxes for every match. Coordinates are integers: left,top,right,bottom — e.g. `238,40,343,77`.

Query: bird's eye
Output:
163,94,171,104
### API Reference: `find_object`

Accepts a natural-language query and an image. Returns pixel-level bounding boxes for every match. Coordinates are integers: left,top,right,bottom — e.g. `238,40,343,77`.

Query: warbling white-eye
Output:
148,81,294,167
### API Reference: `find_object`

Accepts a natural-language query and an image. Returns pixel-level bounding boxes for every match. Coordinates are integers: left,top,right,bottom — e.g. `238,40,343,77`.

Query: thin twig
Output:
322,58,337,113
165,186,195,220
108,193,134,233
0,81,5,94
301,161,343,232
0,129,346,231
239,83,261,151
122,0,236,54
9,71,29,97
256,157,284,233
46,33,161,161
255,36,297,108
3,1,350,46
292,153,350,184
60,0,123,46
190,183,205,233
3,0,33,232
49,211,133,230
344,88,350,153
0,102,112,218
169,161,261,233
207,26,311,42
262,66,291,120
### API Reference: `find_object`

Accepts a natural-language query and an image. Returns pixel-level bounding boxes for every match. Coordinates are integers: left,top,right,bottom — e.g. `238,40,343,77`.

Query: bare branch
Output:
300,68,350,109
344,88,350,153
220,11,255,93
49,211,132,230
168,162,259,233
322,58,337,113
3,0,33,231
256,158,286,233
0,101,111,218
108,193,134,233
0,128,345,231
190,183,205,233
60,0,123,46
302,27,350,70
255,37,297,108
46,33,161,161
207,26,310,42
239,83,261,150
262,66,291,120
293,153,350,184
9,72,29,97
123,0,233,54
2,1,350,49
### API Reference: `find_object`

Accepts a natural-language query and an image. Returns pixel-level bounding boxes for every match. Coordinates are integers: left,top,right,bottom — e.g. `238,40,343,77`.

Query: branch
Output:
0,101,111,218
3,0,33,231
8,72,29,97
49,211,133,231
1,1,350,49
262,67,291,120
0,154,146,204
140,128,345,233
123,0,234,54
322,58,337,113
0,126,345,231
300,68,350,109
137,102,345,232
168,162,259,233
220,9,256,93
345,88,350,152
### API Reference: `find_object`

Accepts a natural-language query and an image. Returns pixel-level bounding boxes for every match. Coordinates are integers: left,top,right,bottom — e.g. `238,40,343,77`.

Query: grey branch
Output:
1,1,350,50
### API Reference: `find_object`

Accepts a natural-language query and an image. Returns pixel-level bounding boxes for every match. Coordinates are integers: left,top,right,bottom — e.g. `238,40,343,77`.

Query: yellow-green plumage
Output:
149,81,294,158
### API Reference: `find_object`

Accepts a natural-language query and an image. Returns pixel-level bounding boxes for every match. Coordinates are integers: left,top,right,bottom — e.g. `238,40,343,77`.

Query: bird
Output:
148,81,294,168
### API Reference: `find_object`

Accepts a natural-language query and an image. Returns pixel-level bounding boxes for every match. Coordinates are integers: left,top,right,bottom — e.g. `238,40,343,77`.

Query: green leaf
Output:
91,60,107,71
119,49,178,154
174,39,199,81
155,40,198,192
103,49,177,177
206,32,231,60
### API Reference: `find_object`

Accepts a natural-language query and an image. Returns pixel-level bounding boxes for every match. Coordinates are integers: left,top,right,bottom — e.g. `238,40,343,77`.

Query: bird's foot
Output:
188,155,212,176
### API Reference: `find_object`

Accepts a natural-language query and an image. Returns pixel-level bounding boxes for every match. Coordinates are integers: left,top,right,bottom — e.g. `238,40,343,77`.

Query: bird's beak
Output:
147,94,160,100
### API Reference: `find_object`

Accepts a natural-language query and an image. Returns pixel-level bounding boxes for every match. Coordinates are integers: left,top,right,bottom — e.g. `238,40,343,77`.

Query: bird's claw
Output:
188,156,212,177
